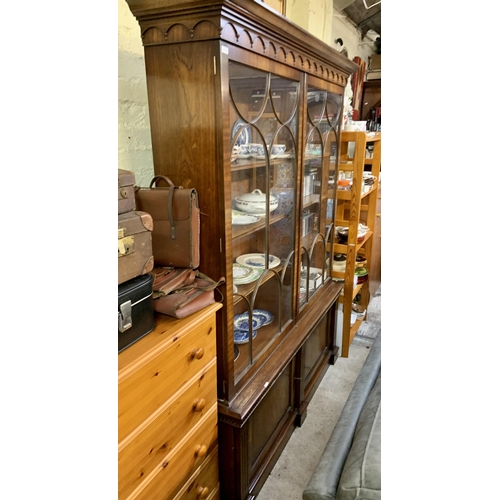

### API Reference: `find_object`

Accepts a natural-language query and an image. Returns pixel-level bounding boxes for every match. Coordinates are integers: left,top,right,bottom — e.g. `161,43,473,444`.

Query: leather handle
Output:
149,175,174,189
149,176,176,238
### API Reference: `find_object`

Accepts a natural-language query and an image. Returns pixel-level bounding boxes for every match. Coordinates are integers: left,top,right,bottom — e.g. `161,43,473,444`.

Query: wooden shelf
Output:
333,230,373,254
232,212,287,240
334,131,381,358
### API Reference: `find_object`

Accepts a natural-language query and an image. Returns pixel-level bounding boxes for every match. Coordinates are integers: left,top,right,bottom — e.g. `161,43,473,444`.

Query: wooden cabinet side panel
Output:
143,41,226,280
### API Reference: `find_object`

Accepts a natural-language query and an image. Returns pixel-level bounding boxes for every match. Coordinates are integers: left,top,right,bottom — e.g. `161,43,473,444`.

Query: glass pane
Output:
301,87,343,307
229,65,269,124
307,89,326,126
325,92,342,128
229,61,299,383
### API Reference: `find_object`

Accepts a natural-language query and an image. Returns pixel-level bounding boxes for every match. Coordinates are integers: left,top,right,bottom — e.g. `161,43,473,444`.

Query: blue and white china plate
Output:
232,119,252,146
236,253,280,269
234,328,257,345
234,313,260,331
234,309,274,330
253,309,274,326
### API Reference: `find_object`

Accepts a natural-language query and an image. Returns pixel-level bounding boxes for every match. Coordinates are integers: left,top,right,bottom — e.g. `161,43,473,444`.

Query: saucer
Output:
234,328,258,344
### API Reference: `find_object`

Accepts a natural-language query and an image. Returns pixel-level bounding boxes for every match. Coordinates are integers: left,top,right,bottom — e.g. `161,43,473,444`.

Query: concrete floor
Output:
257,289,381,499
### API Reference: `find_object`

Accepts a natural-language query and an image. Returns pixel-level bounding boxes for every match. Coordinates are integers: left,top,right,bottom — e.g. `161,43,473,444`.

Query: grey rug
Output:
355,285,381,340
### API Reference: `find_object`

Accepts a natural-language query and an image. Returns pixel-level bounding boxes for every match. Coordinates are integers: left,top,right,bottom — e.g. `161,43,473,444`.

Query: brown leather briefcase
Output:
135,176,200,269
118,169,136,215
118,211,154,285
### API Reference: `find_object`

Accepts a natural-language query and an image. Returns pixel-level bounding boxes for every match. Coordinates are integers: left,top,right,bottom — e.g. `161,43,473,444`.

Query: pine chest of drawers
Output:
118,303,222,500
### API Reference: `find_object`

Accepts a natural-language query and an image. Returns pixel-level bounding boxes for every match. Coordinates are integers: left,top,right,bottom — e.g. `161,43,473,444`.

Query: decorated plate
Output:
234,313,261,331
233,263,253,280
232,119,252,146
232,214,261,225
234,328,258,345
236,253,281,269
234,269,263,285
233,265,263,285
253,309,274,326
234,309,274,330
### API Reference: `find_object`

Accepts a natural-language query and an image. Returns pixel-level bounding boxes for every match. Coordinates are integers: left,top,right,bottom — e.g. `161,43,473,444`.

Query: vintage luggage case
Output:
118,273,155,352
118,169,136,214
135,176,200,269
118,211,154,285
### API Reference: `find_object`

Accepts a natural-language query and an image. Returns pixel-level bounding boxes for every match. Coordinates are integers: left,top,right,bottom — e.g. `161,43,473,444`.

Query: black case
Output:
118,273,155,353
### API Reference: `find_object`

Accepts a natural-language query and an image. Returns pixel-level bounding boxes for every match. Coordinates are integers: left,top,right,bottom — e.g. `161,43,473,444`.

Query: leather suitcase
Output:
118,211,154,285
118,273,155,352
135,176,200,269
118,169,136,215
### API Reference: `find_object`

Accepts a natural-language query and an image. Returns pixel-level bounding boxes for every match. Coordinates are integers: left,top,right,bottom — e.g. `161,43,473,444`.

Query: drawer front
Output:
172,447,219,500
119,315,216,442
130,405,218,500
119,359,217,499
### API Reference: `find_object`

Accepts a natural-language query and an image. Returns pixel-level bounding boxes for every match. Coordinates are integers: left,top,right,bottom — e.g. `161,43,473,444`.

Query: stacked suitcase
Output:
118,169,155,352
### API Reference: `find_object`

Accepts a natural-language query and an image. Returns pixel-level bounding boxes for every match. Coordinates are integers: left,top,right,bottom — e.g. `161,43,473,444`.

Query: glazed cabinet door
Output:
299,77,344,309
227,60,301,388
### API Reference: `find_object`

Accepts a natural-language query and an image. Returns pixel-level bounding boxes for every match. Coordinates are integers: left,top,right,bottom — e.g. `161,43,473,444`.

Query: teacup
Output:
249,143,265,156
271,144,286,155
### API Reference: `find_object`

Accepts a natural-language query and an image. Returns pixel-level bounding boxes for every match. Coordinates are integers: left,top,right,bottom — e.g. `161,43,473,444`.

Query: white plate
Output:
234,328,258,345
233,265,263,285
236,253,281,269
237,154,253,159
232,214,261,225
233,263,253,280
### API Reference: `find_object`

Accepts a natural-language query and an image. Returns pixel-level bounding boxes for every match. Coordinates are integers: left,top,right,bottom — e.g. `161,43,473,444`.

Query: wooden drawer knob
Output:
195,444,207,458
190,347,204,360
193,398,206,412
196,486,210,498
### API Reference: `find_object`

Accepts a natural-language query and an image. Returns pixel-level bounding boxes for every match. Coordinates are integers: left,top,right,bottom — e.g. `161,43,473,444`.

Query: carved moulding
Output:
138,15,350,86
